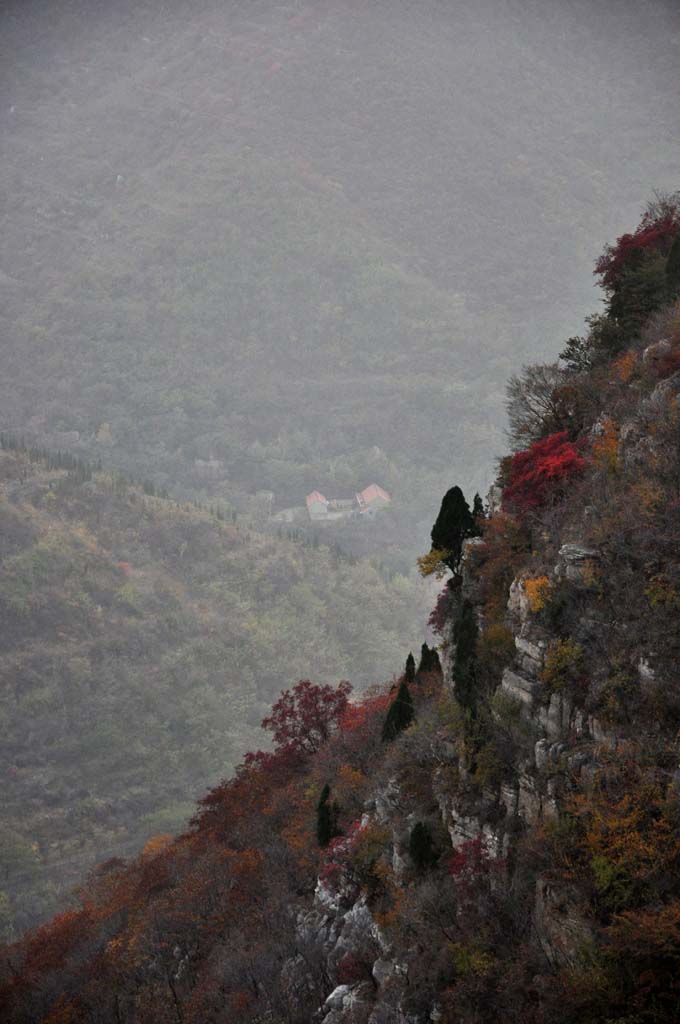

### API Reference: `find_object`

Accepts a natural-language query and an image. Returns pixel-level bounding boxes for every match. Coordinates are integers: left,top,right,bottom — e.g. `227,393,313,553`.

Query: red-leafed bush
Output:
339,691,391,733
502,431,588,512
595,202,680,293
428,584,456,636
262,679,352,755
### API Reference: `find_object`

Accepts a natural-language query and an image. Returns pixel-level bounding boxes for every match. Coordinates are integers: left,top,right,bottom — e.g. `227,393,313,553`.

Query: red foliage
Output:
595,209,680,292
319,819,364,886
502,431,588,512
339,691,391,733
262,679,352,755
428,584,455,636
449,837,486,880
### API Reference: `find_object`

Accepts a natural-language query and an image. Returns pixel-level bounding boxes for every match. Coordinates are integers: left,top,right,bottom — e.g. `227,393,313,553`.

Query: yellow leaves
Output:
592,418,620,474
417,548,451,578
524,575,551,613
541,638,584,693
449,941,494,978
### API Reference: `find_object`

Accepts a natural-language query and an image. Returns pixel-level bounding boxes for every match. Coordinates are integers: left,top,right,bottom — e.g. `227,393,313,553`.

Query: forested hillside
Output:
3,197,680,1024
2,0,679,553
0,443,432,938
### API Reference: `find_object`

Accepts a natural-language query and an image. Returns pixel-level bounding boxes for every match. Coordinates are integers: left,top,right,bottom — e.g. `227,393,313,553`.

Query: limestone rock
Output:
642,337,672,363
555,543,599,583
507,577,530,622
501,668,540,707
533,878,593,968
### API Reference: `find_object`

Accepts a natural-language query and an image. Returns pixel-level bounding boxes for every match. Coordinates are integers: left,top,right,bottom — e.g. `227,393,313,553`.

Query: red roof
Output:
306,490,327,507
357,483,391,505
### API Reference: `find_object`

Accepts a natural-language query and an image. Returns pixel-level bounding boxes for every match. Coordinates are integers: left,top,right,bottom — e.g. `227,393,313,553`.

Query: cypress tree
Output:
666,235,680,299
416,643,441,679
409,822,435,871
453,599,478,709
316,783,339,847
381,680,415,742
471,492,485,536
405,651,416,682
416,643,429,678
430,486,475,571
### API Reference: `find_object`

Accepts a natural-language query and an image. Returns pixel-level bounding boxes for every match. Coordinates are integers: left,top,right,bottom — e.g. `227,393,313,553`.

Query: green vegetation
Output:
0,444,430,937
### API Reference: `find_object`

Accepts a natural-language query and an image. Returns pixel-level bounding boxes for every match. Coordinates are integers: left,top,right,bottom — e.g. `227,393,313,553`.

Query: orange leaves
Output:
569,755,680,916
524,575,551,613
23,909,92,976
140,834,173,858
612,351,637,383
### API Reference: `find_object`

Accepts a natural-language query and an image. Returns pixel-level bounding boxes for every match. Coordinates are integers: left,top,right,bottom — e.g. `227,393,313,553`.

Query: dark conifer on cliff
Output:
381,680,414,742
666,235,680,299
453,599,478,709
316,783,339,847
430,485,475,571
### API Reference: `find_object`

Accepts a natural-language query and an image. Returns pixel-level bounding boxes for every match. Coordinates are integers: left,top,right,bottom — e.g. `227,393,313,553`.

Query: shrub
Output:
502,432,589,513
524,575,552,613
541,638,585,698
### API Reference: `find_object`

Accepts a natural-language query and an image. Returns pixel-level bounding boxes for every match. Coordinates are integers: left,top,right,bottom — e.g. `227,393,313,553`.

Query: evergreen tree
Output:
430,486,475,571
316,783,339,847
416,643,442,679
666,235,680,299
409,822,435,871
471,492,485,536
381,680,414,742
405,651,416,682
453,599,478,709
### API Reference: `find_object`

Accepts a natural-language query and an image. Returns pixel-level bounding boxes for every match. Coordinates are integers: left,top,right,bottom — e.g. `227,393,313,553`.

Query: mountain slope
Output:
0,444,432,938
3,197,680,1023
2,0,679,547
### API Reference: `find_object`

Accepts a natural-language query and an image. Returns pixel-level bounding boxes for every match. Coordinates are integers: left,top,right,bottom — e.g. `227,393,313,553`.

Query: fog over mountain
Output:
2,0,678,546
0,0,678,936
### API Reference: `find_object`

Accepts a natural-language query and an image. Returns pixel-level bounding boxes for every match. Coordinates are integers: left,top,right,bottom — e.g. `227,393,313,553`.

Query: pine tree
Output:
405,652,416,682
409,822,435,871
381,680,415,742
316,783,339,847
430,486,475,571
666,235,680,299
453,599,478,709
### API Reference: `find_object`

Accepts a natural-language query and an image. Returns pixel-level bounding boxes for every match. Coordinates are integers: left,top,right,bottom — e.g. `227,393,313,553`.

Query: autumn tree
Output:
261,679,352,755
505,362,567,449
502,431,588,513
